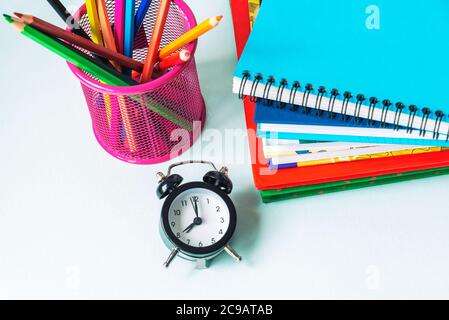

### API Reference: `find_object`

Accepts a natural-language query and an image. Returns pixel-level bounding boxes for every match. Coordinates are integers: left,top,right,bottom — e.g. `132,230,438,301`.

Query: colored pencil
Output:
159,16,222,59
4,14,193,140
122,0,137,144
4,16,132,85
135,0,153,33
115,0,125,54
96,0,121,71
95,0,121,127
158,49,190,70
85,0,104,45
45,0,111,67
123,0,136,72
58,38,136,86
46,0,89,39
141,0,171,83
14,13,144,72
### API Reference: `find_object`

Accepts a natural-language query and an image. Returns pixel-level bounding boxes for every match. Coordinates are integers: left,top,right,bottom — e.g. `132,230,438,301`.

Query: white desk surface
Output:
1,1,449,299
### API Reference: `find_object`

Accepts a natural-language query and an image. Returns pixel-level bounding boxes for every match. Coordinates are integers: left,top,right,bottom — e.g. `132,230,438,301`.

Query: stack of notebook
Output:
230,0,449,202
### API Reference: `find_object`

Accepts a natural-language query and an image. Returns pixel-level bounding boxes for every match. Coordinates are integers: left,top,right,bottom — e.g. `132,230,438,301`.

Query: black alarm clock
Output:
156,161,241,269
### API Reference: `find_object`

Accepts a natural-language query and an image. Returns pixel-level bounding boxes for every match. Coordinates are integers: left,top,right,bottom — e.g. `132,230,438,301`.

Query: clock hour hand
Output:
182,217,203,233
183,222,195,233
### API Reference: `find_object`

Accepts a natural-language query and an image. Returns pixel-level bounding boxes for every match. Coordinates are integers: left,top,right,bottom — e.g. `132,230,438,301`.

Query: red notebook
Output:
230,0,251,59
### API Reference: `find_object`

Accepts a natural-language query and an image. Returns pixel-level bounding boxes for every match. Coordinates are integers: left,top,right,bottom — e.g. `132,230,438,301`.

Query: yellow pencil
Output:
85,0,103,45
86,0,112,127
159,15,222,59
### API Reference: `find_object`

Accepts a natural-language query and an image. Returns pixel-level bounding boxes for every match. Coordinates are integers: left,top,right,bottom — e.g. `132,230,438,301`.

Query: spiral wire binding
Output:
276,79,288,108
289,81,301,111
249,73,263,103
262,76,275,106
238,71,448,140
380,100,392,128
327,89,340,119
315,86,327,116
434,111,445,140
367,97,379,126
354,94,366,123
393,102,405,131
341,91,353,121
302,84,314,114
238,71,251,100
419,108,432,137
407,105,418,134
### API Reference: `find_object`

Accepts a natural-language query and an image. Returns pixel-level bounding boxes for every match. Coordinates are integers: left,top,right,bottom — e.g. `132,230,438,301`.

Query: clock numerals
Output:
167,187,231,250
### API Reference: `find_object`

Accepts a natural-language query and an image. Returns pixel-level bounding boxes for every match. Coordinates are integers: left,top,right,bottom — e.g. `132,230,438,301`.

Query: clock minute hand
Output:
190,197,199,218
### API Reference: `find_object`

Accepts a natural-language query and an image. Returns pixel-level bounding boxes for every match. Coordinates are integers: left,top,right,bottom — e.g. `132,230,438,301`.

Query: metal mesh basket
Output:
68,0,206,164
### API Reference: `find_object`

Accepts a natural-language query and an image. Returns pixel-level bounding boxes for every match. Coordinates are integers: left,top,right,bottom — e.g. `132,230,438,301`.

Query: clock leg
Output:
163,248,180,268
224,244,242,262
195,259,209,269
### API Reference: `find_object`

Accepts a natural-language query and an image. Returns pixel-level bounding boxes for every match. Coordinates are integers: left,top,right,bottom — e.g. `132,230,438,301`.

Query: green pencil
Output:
4,14,193,132
4,14,130,86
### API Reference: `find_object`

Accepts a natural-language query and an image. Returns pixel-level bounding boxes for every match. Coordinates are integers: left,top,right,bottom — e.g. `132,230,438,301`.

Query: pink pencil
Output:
115,0,125,54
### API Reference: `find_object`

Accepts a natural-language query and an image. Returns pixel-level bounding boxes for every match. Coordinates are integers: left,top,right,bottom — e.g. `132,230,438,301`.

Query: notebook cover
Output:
260,167,449,203
244,99,449,190
235,0,449,117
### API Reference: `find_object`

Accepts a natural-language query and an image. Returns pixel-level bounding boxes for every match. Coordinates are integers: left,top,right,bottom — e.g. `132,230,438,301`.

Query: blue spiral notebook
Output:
233,0,449,146
255,102,447,146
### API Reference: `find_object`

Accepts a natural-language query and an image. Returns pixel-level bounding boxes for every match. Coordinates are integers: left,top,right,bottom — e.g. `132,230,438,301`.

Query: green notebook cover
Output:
260,167,449,203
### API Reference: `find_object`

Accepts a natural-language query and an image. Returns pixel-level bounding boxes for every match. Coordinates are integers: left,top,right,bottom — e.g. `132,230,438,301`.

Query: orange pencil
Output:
132,49,190,78
159,16,222,59
96,0,121,71
158,49,190,70
140,0,171,83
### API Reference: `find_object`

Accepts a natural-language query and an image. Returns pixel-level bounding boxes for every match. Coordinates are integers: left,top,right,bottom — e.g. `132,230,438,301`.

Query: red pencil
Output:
140,0,171,83
158,49,190,70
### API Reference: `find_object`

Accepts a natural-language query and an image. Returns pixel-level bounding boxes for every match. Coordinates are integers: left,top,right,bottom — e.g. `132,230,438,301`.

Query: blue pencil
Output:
135,0,153,33
123,0,136,75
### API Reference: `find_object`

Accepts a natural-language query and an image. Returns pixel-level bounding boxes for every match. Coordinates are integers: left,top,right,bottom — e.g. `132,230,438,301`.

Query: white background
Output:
1,0,449,299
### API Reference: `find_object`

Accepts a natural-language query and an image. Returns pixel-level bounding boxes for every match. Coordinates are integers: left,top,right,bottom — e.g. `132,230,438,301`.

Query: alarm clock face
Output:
161,182,237,255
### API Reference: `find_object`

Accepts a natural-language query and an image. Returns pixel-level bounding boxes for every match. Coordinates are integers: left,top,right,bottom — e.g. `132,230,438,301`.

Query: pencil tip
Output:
13,12,23,18
3,14,13,23
217,15,223,21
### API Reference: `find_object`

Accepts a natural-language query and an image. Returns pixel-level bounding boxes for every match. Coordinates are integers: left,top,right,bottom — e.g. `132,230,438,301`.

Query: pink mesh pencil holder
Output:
68,0,206,164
